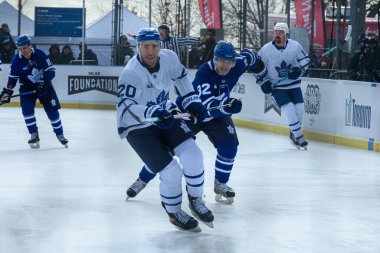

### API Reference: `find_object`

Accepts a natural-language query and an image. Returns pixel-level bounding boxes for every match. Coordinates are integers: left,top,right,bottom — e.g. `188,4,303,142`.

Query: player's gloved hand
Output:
36,82,48,97
181,92,208,123
256,78,273,94
145,105,174,129
288,66,304,80
222,98,242,114
0,87,14,105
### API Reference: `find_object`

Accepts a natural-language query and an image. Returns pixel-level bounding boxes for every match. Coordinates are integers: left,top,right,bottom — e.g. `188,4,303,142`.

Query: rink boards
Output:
1,64,379,151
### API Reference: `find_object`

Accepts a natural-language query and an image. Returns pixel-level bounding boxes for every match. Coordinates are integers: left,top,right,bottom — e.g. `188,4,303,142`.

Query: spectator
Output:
188,43,202,69
199,28,217,64
158,24,200,63
77,43,98,65
56,45,75,65
0,23,16,59
47,44,60,64
116,35,134,66
0,38,15,63
347,32,380,82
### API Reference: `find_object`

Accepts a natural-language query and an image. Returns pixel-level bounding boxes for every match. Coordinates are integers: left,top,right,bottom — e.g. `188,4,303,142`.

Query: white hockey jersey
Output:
258,39,310,89
117,49,194,138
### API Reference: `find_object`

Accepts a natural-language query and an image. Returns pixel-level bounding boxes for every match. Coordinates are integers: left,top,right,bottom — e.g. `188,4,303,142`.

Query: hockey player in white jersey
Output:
257,22,310,149
126,41,269,204
117,28,213,232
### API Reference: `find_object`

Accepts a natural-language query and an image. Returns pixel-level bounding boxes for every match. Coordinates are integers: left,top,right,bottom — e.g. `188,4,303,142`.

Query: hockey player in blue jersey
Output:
117,28,214,232
257,22,310,149
126,40,268,204
0,35,68,148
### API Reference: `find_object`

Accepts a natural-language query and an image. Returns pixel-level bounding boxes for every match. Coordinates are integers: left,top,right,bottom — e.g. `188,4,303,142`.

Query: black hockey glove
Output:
0,87,14,105
257,78,273,94
36,82,48,98
180,92,208,123
288,67,304,80
222,98,242,114
145,105,174,129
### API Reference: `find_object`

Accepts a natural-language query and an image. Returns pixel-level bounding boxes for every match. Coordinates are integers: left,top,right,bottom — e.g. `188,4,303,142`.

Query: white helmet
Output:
274,22,289,34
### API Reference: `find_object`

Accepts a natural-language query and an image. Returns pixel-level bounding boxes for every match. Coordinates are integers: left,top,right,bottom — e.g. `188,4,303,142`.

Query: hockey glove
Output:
222,98,242,114
288,67,304,80
257,78,273,94
145,105,174,129
36,82,48,98
180,92,208,123
0,87,14,105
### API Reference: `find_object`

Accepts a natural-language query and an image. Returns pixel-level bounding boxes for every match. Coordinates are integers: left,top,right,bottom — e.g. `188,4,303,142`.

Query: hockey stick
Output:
272,24,352,87
0,91,36,105
145,103,235,123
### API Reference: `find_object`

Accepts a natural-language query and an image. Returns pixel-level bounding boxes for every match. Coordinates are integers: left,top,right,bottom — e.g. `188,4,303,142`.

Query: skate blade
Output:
190,210,214,228
29,142,40,149
63,144,68,148
174,225,201,233
215,194,234,204
290,141,300,149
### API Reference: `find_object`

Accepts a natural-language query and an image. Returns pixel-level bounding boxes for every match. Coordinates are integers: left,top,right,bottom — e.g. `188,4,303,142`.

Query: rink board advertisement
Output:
301,78,338,135
335,81,380,142
1,63,380,149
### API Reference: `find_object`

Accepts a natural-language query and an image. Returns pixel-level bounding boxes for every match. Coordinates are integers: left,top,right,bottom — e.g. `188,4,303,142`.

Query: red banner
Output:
295,0,324,49
198,0,221,29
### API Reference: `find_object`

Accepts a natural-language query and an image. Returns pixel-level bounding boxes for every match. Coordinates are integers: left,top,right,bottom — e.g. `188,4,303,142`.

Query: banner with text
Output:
198,0,221,29
295,0,324,50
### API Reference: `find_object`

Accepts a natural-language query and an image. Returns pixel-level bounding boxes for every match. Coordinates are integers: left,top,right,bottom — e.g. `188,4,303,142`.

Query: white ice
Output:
1,107,380,253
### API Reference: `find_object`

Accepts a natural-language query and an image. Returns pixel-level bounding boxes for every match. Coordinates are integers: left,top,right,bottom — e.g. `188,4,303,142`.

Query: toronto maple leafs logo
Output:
146,90,169,107
275,61,292,78
27,68,44,83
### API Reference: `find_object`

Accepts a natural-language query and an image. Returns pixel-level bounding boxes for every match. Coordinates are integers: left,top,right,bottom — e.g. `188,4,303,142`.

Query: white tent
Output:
86,7,149,40
0,0,34,36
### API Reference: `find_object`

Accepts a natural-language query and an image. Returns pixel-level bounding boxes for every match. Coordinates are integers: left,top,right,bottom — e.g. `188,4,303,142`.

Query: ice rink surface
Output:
1,107,380,253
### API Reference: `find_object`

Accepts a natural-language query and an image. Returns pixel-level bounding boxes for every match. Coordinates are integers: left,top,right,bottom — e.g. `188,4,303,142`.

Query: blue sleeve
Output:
38,50,56,83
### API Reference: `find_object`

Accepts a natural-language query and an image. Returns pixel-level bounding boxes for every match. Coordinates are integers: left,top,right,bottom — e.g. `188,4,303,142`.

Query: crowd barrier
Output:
1,64,379,151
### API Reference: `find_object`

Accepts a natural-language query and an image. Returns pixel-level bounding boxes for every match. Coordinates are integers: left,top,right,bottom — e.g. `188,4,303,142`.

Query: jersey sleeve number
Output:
118,84,136,98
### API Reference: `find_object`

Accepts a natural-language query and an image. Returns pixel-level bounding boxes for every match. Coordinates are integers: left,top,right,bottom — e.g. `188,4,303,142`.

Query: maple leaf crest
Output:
146,90,169,107
275,61,292,78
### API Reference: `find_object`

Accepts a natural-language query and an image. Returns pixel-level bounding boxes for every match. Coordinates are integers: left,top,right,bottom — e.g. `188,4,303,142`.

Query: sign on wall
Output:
35,7,84,37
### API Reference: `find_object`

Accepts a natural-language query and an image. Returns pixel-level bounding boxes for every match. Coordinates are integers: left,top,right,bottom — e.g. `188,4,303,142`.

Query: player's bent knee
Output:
217,139,238,158
174,138,204,173
160,159,183,186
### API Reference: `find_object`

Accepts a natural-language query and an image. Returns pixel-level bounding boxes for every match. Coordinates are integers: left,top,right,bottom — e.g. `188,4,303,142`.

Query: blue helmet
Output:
213,41,237,61
137,28,160,43
16,35,31,46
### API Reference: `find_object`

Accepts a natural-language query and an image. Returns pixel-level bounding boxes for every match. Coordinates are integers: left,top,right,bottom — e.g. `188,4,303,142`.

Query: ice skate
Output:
126,178,147,201
188,195,214,228
28,132,40,149
297,136,308,150
162,203,201,232
57,134,68,148
214,179,235,204
289,132,300,149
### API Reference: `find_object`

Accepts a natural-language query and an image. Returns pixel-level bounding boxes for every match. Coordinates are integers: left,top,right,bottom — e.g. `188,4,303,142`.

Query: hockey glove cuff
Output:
145,105,174,129
222,98,242,114
257,78,273,94
36,82,48,98
288,67,304,80
0,87,14,105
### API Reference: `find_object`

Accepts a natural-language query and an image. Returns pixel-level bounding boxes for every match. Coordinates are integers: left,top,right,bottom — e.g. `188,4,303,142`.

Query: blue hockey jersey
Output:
192,49,263,121
7,48,55,91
